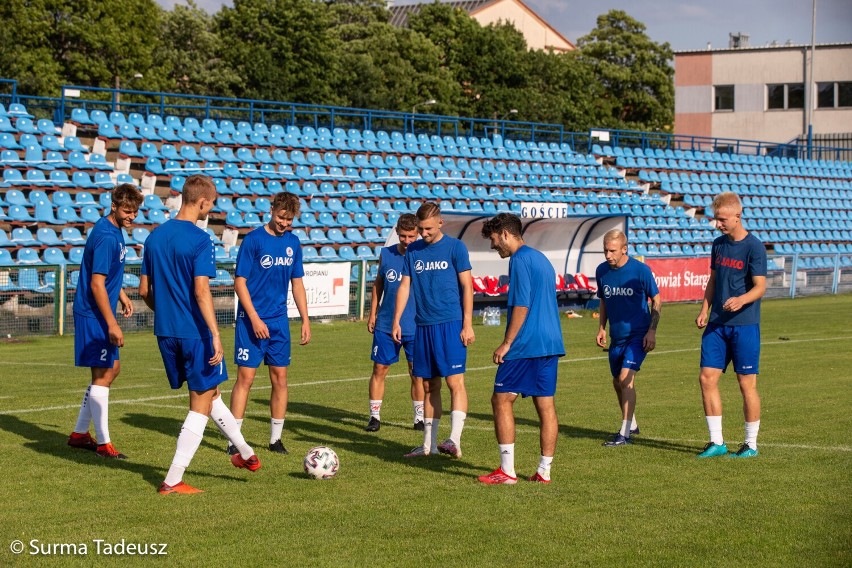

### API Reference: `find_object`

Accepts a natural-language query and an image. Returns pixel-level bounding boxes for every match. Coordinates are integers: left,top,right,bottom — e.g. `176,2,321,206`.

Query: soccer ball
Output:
303,446,340,479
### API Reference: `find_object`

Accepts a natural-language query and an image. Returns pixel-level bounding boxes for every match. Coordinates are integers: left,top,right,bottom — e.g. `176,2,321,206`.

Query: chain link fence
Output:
0,260,379,337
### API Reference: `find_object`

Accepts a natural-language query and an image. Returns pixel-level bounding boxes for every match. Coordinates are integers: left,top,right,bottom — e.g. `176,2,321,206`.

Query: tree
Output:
328,1,458,114
150,0,243,98
576,10,674,131
215,0,343,106
0,0,161,96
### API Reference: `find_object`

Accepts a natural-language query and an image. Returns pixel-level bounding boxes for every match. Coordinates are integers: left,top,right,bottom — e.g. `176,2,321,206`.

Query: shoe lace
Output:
737,443,751,454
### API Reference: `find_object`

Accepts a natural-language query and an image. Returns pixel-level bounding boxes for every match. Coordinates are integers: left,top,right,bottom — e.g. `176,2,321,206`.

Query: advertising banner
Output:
287,262,351,317
644,257,711,302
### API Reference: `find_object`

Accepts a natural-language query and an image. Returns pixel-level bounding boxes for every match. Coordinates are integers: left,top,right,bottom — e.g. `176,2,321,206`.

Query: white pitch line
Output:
3,335,852,416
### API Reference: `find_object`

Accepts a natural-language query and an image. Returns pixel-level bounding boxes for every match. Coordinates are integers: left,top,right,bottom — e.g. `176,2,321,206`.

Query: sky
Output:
155,0,852,52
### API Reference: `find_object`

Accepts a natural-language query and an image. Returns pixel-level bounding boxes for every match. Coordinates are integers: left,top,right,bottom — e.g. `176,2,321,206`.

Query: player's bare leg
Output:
408,361,425,429
268,365,289,453
366,363,390,431
697,367,728,457
732,373,761,457
438,374,466,457
530,395,558,482
479,392,519,484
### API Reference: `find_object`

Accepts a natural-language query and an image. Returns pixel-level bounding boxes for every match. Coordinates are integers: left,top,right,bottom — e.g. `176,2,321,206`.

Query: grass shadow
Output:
282,401,485,478
0,413,172,488
465,411,697,454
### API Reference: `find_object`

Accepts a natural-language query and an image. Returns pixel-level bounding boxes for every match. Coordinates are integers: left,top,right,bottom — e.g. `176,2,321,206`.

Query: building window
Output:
840,82,852,107
714,85,734,111
787,84,804,109
817,82,835,108
817,82,852,108
767,84,785,109
766,83,804,110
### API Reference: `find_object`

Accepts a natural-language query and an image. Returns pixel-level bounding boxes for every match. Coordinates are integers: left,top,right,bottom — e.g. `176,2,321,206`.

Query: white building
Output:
674,41,852,152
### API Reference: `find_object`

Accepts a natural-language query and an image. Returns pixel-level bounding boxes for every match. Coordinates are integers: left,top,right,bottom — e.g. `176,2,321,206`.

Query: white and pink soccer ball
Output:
303,446,340,479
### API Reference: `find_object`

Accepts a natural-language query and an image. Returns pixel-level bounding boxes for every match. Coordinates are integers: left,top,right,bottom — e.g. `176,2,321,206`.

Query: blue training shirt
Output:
505,246,565,360
402,235,471,326
74,216,126,322
375,245,416,334
141,219,217,339
235,226,304,321
596,256,660,344
709,232,766,326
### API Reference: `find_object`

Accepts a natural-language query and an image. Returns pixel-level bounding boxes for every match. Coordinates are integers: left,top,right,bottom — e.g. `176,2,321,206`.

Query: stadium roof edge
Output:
675,41,852,55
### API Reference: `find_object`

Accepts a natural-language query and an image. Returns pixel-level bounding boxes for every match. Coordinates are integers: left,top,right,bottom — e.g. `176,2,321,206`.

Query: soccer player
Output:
695,191,766,458
393,202,474,458
228,191,311,455
68,183,144,459
140,174,260,495
595,229,661,447
365,213,424,432
477,214,565,484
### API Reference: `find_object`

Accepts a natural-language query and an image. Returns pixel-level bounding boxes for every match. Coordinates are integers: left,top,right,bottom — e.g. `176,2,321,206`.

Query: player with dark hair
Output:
696,191,767,458
68,183,144,459
477,213,565,484
228,191,310,455
393,202,474,458
140,174,260,495
365,213,424,432
595,229,661,446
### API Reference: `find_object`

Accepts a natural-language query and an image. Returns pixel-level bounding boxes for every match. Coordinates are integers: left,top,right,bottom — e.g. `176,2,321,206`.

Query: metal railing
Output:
0,261,378,338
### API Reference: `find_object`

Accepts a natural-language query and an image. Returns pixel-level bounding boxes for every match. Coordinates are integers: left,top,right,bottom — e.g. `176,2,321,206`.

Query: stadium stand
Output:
1,99,850,294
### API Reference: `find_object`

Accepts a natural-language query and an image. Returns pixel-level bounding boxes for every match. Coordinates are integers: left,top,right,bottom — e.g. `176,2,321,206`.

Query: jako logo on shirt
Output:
603,285,633,298
415,260,448,273
385,269,398,282
260,254,293,269
717,256,745,270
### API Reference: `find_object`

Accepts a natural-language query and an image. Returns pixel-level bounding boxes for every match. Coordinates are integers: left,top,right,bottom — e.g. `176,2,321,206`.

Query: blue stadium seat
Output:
16,247,42,265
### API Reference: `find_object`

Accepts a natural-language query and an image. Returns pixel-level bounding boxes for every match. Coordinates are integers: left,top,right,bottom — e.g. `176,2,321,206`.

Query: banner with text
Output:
645,257,711,302
519,202,572,219
287,262,351,317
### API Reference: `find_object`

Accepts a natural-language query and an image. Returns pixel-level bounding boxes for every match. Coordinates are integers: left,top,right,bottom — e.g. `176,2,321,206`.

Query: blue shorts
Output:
700,323,760,375
413,320,466,379
494,356,559,397
371,330,414,366
74,314,119,368
608,338,647,378
157,336,228,391
234,315,291,368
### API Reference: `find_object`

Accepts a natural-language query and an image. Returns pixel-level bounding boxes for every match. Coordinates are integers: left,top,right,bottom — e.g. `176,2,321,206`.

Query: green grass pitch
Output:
0,295,850,566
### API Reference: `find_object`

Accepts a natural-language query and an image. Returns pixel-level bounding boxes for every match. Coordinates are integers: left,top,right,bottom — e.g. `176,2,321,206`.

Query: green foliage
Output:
0,1,676,133
215,0,343,105
150,0,243,98
0,0,161,96
577,9,674,131
330,9,459,114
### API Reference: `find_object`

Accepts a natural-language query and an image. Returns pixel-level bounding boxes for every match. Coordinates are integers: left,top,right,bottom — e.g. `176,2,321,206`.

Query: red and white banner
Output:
644,257,711,302
286,262,351,317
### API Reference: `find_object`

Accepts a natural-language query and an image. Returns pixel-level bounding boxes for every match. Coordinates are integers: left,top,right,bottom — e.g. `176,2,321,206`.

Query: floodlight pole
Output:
805,0,816,160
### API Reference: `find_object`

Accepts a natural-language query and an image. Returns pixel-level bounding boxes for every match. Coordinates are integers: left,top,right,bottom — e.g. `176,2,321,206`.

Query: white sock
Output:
89,384,111,444
706,415,723,445
270,418,284,445
499,443,515,477
449,410,466,445
164,411,208,486
369,400,382,420
422,418,440,453
537,455,554,480
210,396,254,459
73,385,92,434
235,418,244,430
631,415,638,431
412,400,424,424
745,420,760,450
619,419,631,437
